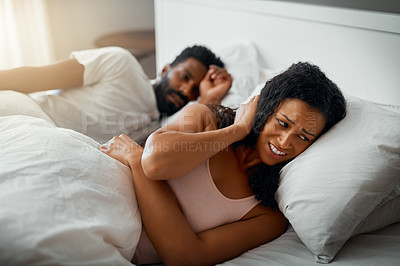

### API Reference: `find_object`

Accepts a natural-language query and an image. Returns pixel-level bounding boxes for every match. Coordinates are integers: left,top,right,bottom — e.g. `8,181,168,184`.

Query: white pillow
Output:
0,115,141,265
216,41,264,108
0,90,55,125
352,185,400,236
276,95,400,263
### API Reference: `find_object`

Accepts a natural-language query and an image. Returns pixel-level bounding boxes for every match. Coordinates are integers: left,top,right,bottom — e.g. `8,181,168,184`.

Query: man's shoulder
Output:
71,47,137,68
74,46,132,57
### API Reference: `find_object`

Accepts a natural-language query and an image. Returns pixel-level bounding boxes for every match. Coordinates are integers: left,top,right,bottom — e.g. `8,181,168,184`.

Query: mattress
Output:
221,222,400,266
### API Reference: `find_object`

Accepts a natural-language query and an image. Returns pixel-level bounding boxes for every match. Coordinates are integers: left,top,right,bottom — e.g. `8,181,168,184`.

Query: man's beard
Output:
153,76,189,116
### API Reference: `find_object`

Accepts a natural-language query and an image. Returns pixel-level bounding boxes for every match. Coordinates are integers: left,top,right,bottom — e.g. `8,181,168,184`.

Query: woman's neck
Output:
233,145,262,171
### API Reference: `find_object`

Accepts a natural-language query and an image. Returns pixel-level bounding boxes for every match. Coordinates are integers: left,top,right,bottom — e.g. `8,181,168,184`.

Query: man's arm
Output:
198,65,232,104
0,58,84,93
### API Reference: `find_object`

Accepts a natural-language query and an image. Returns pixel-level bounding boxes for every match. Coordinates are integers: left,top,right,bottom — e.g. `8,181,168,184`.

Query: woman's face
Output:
256,98,326,166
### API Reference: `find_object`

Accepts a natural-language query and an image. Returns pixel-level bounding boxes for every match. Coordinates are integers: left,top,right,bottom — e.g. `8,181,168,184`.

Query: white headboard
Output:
155,0,400,105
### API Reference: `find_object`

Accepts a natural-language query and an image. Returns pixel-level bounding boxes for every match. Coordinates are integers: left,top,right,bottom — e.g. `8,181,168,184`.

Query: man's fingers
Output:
209,64,222,70
208,65,230,79
213,73,232,84
202,68,215,81
210,68,226,78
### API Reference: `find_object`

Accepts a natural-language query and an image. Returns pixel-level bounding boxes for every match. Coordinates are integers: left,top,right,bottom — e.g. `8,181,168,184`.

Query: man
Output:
0,45,231,143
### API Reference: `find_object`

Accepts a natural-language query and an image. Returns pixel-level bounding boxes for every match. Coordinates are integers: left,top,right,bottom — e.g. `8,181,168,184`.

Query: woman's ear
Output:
161,64,171,77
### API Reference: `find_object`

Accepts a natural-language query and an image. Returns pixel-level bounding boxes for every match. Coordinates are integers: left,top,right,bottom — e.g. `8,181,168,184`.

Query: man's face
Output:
154,57,208,116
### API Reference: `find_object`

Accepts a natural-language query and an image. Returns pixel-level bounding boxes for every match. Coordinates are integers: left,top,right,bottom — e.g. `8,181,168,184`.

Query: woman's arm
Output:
101,134,287,266
137,170,286,265
0,58,84,93
142,97,259,180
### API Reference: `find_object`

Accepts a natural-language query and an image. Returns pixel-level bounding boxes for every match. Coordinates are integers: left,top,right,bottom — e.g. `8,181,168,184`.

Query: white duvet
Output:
0,115,141,265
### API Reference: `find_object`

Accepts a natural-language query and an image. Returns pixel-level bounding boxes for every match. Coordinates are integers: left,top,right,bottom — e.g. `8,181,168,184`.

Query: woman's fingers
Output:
99,134,143,167
118,134,143,152
234,95,260,135
100,136,115,151
101,135,133,150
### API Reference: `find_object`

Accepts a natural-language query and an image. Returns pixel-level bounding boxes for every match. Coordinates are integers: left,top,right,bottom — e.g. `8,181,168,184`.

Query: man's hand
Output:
198,65,232,104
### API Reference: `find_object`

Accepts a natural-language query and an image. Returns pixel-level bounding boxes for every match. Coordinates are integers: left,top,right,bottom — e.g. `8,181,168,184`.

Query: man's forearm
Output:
0,59,84,93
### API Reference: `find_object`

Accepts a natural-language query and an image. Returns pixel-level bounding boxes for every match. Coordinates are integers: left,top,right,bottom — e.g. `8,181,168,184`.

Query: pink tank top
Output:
132,160,259,264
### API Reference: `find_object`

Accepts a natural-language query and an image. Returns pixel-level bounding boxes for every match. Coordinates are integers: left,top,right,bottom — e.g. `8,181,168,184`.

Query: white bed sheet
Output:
221,222,400,266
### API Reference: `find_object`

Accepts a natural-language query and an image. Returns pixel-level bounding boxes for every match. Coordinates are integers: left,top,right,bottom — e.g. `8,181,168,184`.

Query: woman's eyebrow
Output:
280,113,316,137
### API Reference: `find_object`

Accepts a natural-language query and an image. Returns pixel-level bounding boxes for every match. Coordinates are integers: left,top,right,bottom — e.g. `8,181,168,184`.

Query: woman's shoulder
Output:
180,103,219,129
160,103,219,133
183,103,236,130
181,102,213,113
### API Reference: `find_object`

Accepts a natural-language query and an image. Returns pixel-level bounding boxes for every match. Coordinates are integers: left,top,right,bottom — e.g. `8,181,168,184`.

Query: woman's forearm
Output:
141,98,258,181
141,124,245,180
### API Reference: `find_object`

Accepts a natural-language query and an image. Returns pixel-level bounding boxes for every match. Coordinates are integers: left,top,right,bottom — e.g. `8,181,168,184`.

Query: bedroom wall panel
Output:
47,0,155,60
155,0,400,105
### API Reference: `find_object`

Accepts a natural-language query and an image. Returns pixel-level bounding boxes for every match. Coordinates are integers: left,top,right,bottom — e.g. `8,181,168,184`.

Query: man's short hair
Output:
170,45,224,68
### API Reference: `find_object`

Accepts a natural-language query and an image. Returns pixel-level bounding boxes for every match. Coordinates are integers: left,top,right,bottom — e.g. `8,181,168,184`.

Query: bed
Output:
154,0,400,265
0,0,399,265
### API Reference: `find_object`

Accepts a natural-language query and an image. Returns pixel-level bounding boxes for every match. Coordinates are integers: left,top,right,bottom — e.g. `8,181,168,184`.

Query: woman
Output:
101,62,346,265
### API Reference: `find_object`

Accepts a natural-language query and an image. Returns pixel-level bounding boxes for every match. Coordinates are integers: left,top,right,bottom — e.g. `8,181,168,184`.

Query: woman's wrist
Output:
228,123,250,142
127,155,141,169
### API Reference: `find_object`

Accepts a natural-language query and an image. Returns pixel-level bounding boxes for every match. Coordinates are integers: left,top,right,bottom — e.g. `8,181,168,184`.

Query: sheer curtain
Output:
0,0,55,69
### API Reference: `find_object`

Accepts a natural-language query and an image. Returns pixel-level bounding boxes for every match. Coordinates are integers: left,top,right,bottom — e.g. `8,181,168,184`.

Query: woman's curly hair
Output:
208,62,346,209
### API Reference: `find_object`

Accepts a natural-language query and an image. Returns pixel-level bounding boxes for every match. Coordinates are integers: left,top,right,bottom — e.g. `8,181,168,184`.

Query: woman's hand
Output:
100,134,143,168
234,95,259,136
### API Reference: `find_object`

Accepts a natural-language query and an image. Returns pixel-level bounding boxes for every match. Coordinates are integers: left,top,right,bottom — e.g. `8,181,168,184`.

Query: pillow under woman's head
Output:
276,95,400,263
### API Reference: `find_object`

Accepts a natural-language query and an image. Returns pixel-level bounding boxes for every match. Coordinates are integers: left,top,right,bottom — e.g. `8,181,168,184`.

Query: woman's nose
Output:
278,132,292,149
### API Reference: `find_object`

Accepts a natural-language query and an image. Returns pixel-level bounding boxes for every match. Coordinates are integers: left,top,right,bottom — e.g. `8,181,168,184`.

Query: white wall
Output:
275,0,400,14
155,0,400,105
46,0,155,77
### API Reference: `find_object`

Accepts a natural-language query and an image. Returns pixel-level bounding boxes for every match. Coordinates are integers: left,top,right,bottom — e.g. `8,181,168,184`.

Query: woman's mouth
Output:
269,143,287,157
